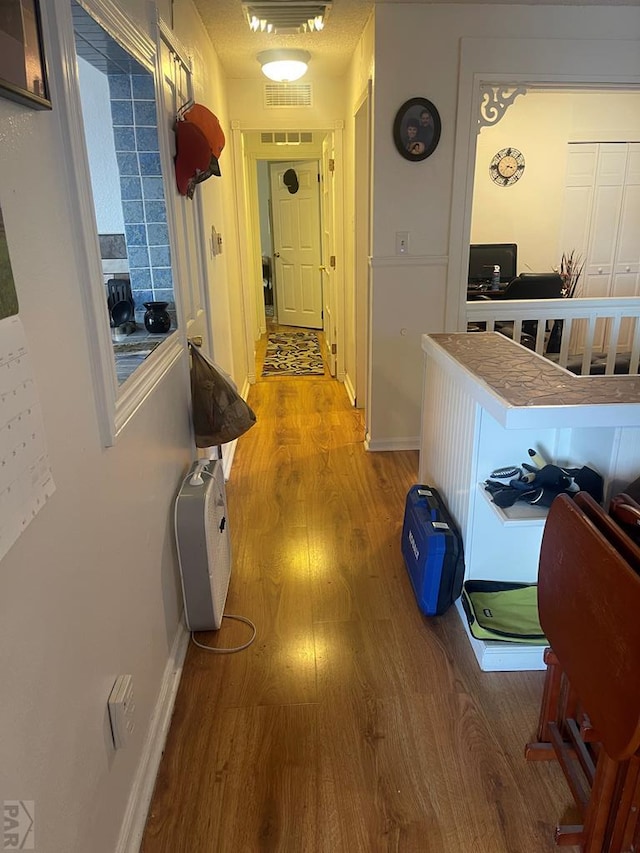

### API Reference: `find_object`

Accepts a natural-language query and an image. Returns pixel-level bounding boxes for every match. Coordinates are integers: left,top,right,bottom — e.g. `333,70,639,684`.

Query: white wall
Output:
471,90,640,275
78,57,126,235
0,1,241,851
367,3,640,450
225,76,347,130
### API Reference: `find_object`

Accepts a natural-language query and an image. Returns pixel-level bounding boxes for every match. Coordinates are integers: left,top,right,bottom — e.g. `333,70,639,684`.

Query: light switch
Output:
396,232,409,255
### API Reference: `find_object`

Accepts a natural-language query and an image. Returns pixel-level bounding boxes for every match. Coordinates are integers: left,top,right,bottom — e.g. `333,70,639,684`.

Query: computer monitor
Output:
468,243,518,284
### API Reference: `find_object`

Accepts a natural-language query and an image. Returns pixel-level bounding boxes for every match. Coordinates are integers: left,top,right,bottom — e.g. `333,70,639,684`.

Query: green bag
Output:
461,581,548,644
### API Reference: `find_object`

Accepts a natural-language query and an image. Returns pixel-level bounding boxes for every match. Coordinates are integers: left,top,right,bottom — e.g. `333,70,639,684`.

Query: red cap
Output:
174,120,211,198
183,104,225,175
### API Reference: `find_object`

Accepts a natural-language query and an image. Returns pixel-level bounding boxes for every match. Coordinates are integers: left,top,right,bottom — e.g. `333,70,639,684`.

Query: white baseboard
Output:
116,622,190,853
364,433,420,452
221,440,237,480
343,373,356,406
454,599,546,672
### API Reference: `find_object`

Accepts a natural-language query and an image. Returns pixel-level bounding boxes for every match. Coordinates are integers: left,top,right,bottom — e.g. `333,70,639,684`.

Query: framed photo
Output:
0,0,51,110
393,97,441,162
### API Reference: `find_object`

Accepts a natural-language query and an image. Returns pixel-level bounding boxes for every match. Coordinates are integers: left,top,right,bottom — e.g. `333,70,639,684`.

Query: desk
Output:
467,283,507,300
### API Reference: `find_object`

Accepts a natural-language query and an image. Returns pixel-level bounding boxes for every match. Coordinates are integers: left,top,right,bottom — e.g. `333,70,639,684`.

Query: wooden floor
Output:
141,324,574,852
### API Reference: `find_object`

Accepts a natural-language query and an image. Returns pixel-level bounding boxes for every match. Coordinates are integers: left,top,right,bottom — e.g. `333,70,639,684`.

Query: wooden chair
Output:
525,494,640,850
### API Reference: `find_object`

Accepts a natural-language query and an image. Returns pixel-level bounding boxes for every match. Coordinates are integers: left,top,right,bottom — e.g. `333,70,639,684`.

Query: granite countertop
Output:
425,332,640,408
112,327,173,384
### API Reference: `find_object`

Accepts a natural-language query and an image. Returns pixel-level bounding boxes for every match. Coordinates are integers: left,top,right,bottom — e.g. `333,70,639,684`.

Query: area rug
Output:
262,330,325,376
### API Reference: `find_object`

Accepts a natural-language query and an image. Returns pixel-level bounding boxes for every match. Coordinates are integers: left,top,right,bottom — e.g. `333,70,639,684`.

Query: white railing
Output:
466,296,640,376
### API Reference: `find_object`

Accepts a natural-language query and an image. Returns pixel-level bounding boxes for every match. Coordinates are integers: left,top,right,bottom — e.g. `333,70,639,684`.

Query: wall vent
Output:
260,131,314,145
264,82,313,108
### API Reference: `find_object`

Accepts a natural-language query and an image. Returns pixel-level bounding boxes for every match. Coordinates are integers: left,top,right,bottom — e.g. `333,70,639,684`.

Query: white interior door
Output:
270,160,323,329
159,37,210,353
321,137,336,374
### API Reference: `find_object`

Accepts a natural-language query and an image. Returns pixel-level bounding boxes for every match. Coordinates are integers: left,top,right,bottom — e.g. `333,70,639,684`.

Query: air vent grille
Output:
260,131,314,145
243,0,331,34
264,82,312,108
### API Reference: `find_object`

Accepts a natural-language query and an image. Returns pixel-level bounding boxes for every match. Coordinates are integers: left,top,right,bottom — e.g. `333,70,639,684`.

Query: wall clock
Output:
489,147,525,186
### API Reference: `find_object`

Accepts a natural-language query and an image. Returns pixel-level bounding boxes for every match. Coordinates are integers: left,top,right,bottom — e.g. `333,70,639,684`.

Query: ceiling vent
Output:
243,0,331,34
264,82,313,108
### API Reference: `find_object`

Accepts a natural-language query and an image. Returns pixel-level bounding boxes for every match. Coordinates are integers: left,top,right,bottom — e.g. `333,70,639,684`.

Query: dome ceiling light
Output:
258,49,311,83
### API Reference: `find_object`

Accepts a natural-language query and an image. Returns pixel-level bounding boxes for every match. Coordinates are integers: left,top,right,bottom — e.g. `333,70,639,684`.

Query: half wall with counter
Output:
419,331,640,671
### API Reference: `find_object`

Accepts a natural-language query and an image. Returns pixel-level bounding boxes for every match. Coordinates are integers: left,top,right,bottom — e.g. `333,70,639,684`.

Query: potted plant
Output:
547,250,585,353
559,249,585,298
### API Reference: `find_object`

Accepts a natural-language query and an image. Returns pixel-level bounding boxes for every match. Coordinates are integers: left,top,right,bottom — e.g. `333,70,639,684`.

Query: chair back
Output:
538,494,640,761
503,273,564,299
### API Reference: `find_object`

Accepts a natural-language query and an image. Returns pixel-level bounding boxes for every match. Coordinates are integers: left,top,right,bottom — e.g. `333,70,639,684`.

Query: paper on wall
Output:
0,314,55,563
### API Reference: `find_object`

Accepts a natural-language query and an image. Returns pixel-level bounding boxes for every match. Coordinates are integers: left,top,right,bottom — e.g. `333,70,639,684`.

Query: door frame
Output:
354,82,372,420
231,122,345,384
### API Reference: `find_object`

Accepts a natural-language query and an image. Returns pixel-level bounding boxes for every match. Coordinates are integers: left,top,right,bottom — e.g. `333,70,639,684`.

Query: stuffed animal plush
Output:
485,463,603,509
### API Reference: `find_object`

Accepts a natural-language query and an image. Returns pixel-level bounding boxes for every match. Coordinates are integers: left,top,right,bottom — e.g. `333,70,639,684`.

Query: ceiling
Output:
192,0,638,81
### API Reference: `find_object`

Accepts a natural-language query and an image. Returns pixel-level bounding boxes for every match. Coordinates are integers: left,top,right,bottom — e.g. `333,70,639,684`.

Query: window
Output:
72,1,177,385
46,0,184,444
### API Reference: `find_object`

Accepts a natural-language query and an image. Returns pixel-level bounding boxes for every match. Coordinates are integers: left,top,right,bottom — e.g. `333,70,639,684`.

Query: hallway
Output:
141,332,569,852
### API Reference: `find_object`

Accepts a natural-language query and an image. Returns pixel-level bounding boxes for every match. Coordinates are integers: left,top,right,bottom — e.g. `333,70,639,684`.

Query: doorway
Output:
233,126,344,385
354,86,371,415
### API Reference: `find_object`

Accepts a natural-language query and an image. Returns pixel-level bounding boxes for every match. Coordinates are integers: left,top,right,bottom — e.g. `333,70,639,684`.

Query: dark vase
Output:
143,301,171,334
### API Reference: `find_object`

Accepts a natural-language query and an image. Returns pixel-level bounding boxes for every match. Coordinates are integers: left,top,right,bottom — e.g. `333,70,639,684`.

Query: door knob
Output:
319,265,326,271
274,252,280,258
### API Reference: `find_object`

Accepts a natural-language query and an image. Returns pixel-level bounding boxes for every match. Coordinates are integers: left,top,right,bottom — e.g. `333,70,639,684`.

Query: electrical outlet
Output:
396,231,409,255
108,674,135,749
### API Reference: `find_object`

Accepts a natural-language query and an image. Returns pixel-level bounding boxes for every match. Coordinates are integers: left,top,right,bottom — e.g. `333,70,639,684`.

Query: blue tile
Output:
151,267,174,289
142,177,164,200
138,152,162,176
124,223,146,246
108,75,131,99
131,74,155,100
133,101,157,127
130,268,152,290
122,200,144,222
113,127,135,151
144,200,166,223
146,223,169,246
128,247,150,268
149,245,171,266
152,288,175,304
120,176,142,200
135,127,160,152
116,152,139,176
131,288,154,308
111,100,134,126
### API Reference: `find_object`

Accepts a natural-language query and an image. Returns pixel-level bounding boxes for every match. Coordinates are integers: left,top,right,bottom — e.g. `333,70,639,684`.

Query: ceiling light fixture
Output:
258,49,311,83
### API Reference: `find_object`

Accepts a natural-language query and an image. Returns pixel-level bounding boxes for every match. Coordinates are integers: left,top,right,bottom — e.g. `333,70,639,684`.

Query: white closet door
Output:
611,144,640,348
559,143,596,274
586,143,626,288
613,144,640,289
561,142,637,351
